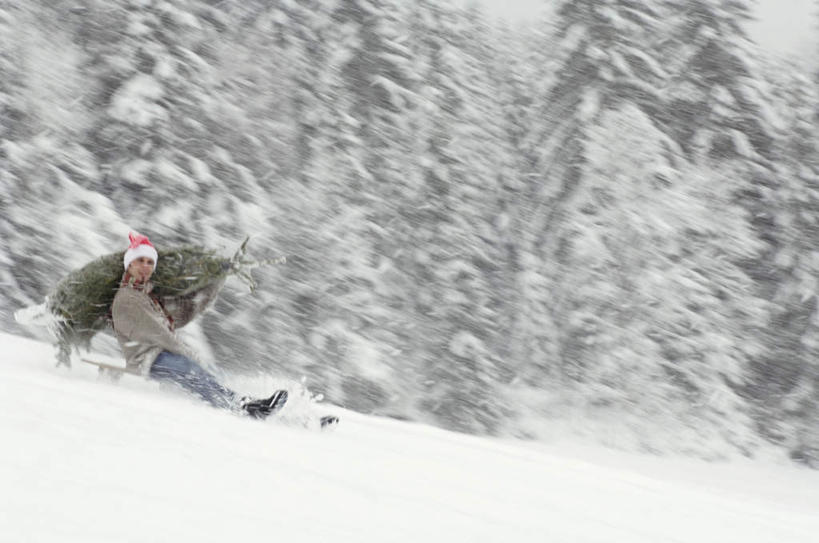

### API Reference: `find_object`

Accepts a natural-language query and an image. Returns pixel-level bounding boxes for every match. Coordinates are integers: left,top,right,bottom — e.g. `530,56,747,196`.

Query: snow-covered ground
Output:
2,332,818,543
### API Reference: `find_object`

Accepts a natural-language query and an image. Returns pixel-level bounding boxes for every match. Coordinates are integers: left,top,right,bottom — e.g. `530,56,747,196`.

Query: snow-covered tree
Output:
551,104,767,451
659,1,794,451
661,0,777,163
748,61,819,465
195,0,337,374
391,1,517,432
519,0,668,371
0,3,125,334
521,0,672,375
76,0,269,247
492,15,565,390
213,0,428,413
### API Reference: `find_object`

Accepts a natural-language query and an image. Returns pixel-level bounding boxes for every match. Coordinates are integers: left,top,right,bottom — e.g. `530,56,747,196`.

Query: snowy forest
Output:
1,0,818,465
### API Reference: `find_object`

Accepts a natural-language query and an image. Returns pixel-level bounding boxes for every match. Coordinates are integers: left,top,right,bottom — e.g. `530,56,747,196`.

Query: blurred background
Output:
1,0,817,465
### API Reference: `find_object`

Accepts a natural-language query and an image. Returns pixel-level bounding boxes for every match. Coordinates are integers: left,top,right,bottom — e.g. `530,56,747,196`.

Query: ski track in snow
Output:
1,332,818,543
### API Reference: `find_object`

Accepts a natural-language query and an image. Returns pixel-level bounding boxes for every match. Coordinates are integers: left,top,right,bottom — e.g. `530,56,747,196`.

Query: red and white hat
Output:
123,232,158,271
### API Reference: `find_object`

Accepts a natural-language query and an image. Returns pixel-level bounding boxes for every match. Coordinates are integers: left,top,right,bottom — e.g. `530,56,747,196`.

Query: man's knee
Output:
152,351,193,377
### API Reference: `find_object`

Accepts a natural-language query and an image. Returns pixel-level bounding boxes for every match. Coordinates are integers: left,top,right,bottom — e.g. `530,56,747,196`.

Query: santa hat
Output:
123,232,158,271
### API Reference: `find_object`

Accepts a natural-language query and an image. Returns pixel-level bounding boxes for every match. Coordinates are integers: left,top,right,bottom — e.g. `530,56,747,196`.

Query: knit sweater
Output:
111,274,198,375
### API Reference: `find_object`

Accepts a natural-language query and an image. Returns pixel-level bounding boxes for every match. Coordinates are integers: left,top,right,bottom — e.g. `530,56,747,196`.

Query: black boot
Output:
241,390,288,419
320,415,339,428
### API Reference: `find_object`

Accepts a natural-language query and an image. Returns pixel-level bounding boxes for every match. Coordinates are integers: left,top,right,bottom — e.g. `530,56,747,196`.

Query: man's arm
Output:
162,277,226,329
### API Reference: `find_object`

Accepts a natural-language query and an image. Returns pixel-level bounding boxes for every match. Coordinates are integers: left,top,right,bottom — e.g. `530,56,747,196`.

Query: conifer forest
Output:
1,0,818,465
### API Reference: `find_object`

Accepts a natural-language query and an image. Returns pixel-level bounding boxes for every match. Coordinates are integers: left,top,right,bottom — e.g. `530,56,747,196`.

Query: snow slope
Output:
1,332,818,543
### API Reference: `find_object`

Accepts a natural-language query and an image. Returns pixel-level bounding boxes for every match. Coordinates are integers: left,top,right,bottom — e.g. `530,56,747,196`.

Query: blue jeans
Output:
150,351,236,410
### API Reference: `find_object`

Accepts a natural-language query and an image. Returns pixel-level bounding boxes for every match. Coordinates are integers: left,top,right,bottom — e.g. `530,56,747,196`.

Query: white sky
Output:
749,0,817,56
473,0,817,57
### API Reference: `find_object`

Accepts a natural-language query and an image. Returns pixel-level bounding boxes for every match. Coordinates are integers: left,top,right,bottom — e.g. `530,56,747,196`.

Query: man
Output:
111,232,286,419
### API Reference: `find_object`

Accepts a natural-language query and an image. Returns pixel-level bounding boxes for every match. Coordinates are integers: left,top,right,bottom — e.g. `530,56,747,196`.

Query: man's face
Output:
127,256,155,283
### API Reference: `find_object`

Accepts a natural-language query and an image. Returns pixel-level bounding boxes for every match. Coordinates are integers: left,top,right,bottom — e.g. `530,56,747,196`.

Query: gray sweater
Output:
111,278,198,375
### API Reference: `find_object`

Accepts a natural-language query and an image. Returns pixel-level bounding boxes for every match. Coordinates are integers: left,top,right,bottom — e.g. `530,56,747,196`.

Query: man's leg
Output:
149,351,236,410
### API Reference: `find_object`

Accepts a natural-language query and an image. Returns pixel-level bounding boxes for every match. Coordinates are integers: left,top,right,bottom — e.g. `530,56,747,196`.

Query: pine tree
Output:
0,2,125,333
661,0,782,295
557,104,766,451
661,0,777,163
748,57,819,465
521,0,668,376
75,0,268,246
393,1,516,433
0,1,33,325
510,0,769,452
517,0,670,377
214,0,426,412
494,14,565,390
193,0,337,374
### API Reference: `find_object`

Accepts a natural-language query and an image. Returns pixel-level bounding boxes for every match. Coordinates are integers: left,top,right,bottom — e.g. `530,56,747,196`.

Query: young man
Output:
111,232,286,419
